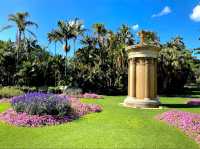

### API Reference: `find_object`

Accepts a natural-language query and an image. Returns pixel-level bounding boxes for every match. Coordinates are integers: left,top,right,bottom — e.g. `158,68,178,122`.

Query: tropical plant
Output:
1,12,38,62
70,18,85,55
47,20,75,76
47,29,62,55
158,37,195,93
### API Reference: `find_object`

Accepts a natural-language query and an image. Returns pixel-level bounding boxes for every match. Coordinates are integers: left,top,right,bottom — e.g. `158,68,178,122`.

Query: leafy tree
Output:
158,37,195,93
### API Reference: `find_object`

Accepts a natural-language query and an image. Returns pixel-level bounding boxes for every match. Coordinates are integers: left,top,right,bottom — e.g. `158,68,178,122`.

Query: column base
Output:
123,96,160,108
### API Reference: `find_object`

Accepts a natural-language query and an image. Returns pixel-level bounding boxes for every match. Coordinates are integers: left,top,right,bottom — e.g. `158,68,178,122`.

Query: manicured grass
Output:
0,103,10,113
0,96,200,149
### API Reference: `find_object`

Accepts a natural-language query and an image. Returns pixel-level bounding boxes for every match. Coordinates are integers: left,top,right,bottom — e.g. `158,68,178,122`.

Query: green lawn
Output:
0,95,200,149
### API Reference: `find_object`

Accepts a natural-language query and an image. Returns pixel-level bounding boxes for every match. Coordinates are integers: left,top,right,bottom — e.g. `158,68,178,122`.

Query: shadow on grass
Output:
159,87,200,98
162,104,200,108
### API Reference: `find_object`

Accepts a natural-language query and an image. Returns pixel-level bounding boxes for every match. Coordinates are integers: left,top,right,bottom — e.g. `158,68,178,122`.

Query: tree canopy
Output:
0,12,199,94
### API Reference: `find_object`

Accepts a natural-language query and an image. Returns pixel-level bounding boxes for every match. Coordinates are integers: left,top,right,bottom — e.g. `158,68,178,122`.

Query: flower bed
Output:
155,110,200,144
81,93,103,99
61,93,103,99
70,97,102,116
0,98,11,103
0,93,102,127
0,109,75,127
186,99,200,106
11,92,72,116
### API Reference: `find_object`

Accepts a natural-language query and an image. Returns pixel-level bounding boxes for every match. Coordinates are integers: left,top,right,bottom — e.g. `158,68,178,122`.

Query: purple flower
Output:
0,94,103,127
11,92,71,116
186,99,200,106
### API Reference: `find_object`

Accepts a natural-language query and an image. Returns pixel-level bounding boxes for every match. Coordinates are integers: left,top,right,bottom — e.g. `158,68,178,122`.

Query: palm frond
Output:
47,29,63,43
25,21,38,28
26,29,37,38
0,25,13,32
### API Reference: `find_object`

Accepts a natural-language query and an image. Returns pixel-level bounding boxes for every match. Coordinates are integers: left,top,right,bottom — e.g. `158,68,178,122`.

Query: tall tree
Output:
47,30,62,55
1,12,38,62
47,20,74,77
70,18,85,55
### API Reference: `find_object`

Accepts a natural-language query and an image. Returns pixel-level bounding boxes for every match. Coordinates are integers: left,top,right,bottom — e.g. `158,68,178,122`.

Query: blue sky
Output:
0,0,200,56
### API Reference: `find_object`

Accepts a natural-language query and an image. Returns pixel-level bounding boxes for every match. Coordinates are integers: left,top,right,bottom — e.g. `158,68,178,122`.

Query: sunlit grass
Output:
0,95,199,149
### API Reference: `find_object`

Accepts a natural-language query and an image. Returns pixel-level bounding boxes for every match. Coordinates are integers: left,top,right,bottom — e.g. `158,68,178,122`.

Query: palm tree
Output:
166,36,185,51
1,12,38,62
70,18,85,55
47,20,74,77
47,30,62,55
118,24,134,46
92,23,107,47
92,23,107,65
116,25,134,71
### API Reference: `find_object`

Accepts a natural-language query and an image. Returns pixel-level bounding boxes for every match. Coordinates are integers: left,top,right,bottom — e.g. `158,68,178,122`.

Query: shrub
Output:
11,92,72,117
63,87,82,97
0,87,24,98
19,86,37,92
47,86,62,94
38,86,48,93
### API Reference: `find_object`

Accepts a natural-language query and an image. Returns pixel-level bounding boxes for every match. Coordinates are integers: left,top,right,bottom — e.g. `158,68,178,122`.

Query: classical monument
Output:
123,30,161,108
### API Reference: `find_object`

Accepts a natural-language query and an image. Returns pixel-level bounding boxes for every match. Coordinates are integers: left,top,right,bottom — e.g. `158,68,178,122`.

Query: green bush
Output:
63,87,82,96
0,87,24,98
17,86,37,93
47,86,62,94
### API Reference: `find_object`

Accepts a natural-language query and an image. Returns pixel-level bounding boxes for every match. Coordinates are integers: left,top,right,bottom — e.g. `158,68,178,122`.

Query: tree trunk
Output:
55,42,57,56
17,30,22,65
64,40,68,77
73,38,76,56
65,51,67,77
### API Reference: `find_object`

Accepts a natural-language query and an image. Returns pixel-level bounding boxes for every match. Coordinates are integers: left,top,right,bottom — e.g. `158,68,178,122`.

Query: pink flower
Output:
0,97,102,127
156,110,200,144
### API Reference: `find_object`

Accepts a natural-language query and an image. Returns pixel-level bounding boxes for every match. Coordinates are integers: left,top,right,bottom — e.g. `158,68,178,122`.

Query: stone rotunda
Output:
123,31,161,108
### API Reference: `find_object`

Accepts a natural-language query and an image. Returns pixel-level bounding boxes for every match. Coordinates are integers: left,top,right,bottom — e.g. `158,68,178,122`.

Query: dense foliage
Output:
158,37,198,93
0,11,199,94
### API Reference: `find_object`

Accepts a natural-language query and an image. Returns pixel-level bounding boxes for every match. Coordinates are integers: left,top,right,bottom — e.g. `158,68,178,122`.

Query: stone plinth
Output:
123,44,161,108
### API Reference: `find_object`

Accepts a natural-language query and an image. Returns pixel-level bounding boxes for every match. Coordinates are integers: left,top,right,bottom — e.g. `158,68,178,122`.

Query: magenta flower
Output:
156,110,200,144
186,99,200,106
0,94,102,127
81,93,103,99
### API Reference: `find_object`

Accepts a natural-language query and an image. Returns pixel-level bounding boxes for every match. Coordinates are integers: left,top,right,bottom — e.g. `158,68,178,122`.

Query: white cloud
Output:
152,6,172,18
190,4,200,22
132,24,139,31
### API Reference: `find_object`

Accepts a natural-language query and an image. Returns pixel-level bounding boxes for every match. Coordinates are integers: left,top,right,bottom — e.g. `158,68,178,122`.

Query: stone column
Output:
136,58,145,99
144,59,150,99
149,58,155,99
154,60,158,98
128,58,136,97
